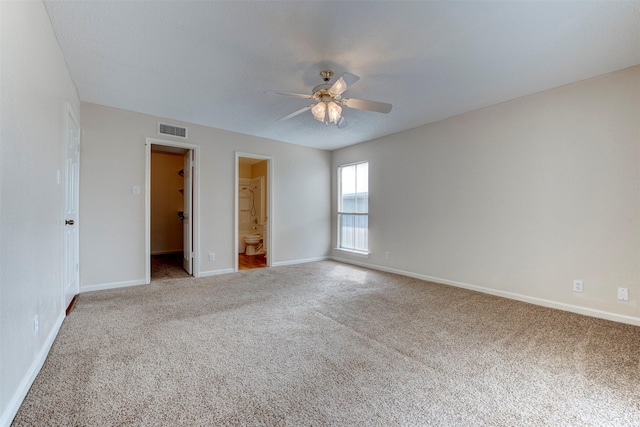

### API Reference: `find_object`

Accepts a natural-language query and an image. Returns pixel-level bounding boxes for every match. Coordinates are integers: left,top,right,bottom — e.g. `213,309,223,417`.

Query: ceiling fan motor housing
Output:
312,85,335,101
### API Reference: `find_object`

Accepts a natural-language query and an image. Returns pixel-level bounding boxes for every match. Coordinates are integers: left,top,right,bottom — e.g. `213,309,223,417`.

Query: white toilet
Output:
243,234,262,255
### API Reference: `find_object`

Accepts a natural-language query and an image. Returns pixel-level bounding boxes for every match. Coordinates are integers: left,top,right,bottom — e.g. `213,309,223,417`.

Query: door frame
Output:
145,137,200,283
235,152,273,271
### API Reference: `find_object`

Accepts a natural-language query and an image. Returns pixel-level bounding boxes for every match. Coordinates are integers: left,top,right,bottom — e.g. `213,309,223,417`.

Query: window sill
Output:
333,248,370,259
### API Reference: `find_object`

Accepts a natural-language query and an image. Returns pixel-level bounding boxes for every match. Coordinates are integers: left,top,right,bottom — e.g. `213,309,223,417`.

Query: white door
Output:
63,109,80,310
182,150,193,274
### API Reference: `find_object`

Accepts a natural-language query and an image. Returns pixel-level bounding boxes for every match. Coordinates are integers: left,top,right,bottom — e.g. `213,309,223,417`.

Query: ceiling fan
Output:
268,70,392,128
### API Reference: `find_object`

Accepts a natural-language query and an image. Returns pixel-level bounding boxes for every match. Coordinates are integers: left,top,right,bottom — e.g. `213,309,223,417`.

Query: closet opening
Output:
145,138,200,283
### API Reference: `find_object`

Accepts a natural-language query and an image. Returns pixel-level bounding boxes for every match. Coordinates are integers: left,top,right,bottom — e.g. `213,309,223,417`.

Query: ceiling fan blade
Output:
343,98,392,114
329,73,360,96
278,105,312,121
342,73,360,87
266,90,312,99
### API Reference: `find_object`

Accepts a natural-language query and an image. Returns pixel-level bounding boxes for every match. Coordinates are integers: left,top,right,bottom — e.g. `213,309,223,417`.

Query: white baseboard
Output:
331,256,640,327
81,279,147,293
0,312,65,427
272,256,329,267
199,268,235,277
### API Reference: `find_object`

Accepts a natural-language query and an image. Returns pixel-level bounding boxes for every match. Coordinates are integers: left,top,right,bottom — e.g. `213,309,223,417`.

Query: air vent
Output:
158,122,188,139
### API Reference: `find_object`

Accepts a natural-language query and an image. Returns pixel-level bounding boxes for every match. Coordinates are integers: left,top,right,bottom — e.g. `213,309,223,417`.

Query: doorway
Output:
145,138,199,283
235,153,272,271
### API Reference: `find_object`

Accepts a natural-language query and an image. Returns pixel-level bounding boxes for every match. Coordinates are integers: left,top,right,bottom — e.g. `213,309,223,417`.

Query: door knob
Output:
65,219,74,225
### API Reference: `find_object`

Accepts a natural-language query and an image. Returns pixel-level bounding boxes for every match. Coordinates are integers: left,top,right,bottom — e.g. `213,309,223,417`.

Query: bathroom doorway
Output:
235,153,272,271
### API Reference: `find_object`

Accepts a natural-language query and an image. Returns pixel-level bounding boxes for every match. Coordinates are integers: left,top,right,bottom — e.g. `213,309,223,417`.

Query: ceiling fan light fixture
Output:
327,101,342,124
311,101,326,122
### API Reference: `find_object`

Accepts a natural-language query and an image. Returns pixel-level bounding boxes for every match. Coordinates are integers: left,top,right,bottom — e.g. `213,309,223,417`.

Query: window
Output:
338,161,368,252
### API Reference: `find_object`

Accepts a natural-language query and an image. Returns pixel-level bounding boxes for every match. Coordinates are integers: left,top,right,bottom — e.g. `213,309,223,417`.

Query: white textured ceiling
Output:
45,1,640,151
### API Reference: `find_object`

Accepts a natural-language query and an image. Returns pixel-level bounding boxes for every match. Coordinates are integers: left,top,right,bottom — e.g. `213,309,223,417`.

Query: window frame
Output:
336,161,369,255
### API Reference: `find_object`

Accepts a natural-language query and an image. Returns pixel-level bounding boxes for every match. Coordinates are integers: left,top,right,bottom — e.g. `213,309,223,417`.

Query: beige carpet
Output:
12,261,640,426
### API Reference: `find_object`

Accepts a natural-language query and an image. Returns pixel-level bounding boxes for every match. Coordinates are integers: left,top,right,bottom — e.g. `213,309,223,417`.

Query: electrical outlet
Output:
573,280,583,293
209,253,215,262
33,315,39,336
384,251,390,260
618,287,629,301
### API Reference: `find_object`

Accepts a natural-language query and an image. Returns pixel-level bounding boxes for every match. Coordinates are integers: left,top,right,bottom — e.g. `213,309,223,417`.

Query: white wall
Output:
0,1,80,424
80,103,331,287
332,66,640,324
